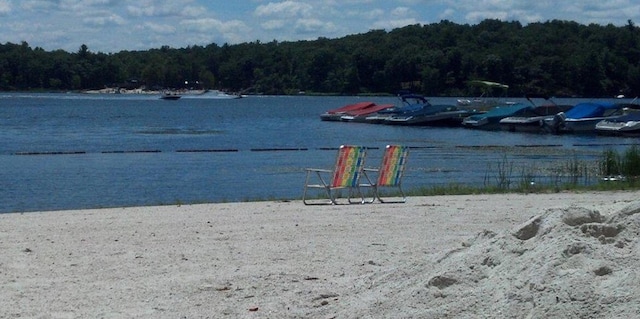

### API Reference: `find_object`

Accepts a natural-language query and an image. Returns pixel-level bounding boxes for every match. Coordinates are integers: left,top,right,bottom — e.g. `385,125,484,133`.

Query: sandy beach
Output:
2,191,640,318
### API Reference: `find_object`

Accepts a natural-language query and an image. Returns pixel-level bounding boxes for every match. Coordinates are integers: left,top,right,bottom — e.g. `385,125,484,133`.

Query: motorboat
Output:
320,101,376,121
362,94,427,123
339,104,395,122
595,111,640,136
384,103,471,126
499,104,573,133
342,93,428,123
542,102,630,134
366,93,464,125
160,92,181,100
461,103,530,130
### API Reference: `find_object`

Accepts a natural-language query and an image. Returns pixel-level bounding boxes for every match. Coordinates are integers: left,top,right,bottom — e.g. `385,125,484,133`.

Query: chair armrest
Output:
306,168,332,173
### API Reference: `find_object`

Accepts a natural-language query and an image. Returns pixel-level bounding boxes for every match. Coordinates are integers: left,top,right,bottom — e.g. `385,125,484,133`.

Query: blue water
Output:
1,93,637,213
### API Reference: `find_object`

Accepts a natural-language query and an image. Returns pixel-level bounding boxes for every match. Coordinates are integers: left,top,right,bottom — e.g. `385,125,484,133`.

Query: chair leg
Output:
398,185,406,203
302,171,312,205
347,187,366,204
303,171,334,205
365,184,378,204
377,185,406,203
327,188,338,205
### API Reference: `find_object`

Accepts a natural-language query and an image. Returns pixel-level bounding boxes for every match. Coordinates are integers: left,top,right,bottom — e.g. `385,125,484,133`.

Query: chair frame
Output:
303,145,367,205
360,145,409,203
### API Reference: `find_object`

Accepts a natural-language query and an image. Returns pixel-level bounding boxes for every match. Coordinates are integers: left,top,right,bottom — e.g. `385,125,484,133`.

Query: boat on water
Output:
499,103,574,133
595,111,640,136
384,95,470,126
339,103,396,122
542,102,633,134
461,103,530,130
160,92,181,100
319,101,376,121
362,94,429,123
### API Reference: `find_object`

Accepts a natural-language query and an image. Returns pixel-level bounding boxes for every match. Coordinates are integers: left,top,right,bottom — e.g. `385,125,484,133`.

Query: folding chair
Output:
303,145,367,205
360,145,409,203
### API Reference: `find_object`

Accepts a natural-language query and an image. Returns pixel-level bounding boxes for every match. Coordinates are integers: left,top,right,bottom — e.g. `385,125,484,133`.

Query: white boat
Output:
595,111,640,136
160,91,181,100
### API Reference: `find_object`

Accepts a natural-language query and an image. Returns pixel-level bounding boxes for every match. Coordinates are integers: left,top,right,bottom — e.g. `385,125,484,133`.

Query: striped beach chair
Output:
361,145,409,203
303,145,367,205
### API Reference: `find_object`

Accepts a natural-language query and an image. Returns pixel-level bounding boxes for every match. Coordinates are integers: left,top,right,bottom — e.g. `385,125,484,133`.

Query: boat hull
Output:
595,115,640,136
385,111,468,126
499,116,548,133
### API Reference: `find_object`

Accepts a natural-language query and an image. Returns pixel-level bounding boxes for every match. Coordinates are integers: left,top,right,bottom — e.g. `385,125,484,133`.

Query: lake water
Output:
1,93,637,213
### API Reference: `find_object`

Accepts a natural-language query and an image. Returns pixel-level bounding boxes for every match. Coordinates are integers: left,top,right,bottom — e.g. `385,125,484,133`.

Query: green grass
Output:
405,146,640,197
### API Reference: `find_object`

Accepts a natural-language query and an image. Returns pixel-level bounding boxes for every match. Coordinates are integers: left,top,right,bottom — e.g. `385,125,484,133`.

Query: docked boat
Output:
461,103,530,130
320,101,376,121
360,94,427,123
499,104,573,133
384,103,470,126
542,102,629,134
339,104,395,122
595,111,640,136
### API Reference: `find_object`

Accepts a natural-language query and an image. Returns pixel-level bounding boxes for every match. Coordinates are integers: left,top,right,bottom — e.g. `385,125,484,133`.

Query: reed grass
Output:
412,146,640,197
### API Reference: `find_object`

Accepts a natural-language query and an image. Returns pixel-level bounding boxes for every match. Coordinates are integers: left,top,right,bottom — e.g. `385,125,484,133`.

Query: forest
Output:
1,19,639,98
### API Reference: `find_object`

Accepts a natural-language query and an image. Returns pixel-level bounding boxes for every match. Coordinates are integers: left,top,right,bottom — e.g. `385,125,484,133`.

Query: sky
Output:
1,0,639,53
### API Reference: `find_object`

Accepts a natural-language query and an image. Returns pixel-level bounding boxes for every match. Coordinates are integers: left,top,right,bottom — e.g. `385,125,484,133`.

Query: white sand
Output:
2,191,640,318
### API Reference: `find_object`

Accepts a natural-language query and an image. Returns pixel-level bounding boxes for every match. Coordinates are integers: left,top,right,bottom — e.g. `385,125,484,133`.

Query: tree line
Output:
1,19,639,97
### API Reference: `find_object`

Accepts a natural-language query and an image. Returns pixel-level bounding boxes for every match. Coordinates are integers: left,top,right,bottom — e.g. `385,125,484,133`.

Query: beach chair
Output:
303,145,367,205
360,145,409,203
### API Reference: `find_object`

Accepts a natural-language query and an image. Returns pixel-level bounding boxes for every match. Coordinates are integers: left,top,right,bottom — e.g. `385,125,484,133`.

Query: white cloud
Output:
143,22,176,34
181,18,250,34
126,5,159,17
127,0,195,17
20,0,54,11
83,14,126,27
181,5,207,18
0,0,11,15
295,18,336,34
261,19,286,30
361,8,385,19
439,8,456,20
254,1,313,18
391,7,413,17
372,18,419,30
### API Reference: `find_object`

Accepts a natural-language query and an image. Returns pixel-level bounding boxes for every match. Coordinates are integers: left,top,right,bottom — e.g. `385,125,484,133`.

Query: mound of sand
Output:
366,202,640,318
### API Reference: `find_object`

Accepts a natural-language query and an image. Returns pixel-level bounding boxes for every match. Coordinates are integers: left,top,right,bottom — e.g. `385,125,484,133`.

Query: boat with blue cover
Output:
543,102,630,134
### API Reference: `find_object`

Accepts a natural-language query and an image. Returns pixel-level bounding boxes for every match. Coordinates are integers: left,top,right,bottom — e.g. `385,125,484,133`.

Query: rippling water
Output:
0,93,637,213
